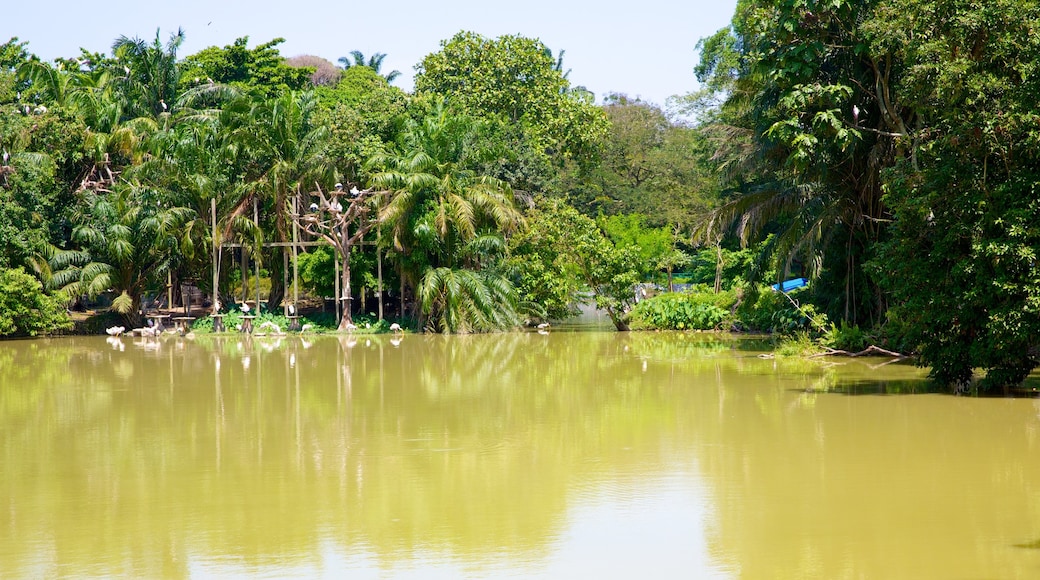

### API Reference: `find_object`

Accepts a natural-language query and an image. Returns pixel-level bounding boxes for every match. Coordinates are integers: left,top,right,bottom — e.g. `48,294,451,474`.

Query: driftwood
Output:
809,345,908,358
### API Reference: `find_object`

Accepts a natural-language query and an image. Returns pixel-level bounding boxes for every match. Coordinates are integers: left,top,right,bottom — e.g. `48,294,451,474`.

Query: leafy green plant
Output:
822,321,869,352
0,267,72,337
630,288,736,331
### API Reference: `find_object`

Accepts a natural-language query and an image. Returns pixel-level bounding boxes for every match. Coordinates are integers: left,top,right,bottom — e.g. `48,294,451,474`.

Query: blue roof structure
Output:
771,278,807,293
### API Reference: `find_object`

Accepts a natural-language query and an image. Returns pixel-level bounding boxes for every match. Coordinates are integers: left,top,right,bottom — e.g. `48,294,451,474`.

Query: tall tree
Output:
111,28,184,119
414,32,608,168
368,102,525,331
873,0,1040,391
240,90,332,308
693,0,911,324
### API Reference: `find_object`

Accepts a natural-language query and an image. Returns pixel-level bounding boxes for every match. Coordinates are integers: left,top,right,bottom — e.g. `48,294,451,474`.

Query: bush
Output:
630,287,737,330
0,267,72,337
822,321,869,351
735,286,827,334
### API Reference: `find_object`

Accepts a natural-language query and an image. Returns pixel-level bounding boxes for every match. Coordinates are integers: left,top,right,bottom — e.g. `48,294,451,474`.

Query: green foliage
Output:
0,267,71,337
111,28,184,119
314,66,407,183
296,246,336,298
630,289,736,331
822,321,869,352
577,95,712,224
414,31,608,165
419,267,521,333
511,198,640,330
774,331,823,358
598,213,674,279
179,37,312,98
736,286,826,335
874,0,1040,391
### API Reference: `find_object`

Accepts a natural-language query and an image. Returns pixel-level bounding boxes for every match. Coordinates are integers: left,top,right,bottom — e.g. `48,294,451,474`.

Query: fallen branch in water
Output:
809,345,908,358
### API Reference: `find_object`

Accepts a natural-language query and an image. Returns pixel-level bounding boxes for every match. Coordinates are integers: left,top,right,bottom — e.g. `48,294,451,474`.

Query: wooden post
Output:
253,198,260,311
377,227,383,321
334,256,340,323
211,198,219,314
292,195,299,313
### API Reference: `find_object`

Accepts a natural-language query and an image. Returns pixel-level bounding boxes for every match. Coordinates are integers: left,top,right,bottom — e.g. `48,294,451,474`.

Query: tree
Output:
693,0,908,325
111,28,184,119
179,37,312,99
239,90,332,308
337,50,401,83
0,267,71,337
284,55,339,86
54,183,189,326
414,32,608,167
295,184,384,330
514,199,641,331
368,102,525,331
872,0,1040,391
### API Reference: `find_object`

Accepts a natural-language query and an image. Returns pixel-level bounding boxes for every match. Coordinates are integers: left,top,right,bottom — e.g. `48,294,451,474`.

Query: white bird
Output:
350,186,360,197
105,325,125,336
240,302,251,313
344,322,357,332
537,322,551,330
309,202,319,212
852,104,861,125
300,323,315,333
288,304,296,315
160,99,167,111
2,150,8,164
389,322,403,334
335,182,343,191
258,320,284,335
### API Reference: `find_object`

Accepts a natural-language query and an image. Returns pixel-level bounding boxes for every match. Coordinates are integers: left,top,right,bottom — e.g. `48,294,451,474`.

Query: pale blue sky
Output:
4,0,737,106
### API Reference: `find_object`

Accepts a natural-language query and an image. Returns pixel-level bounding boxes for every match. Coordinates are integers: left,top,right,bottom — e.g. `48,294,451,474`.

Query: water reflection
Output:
1,333,1039,578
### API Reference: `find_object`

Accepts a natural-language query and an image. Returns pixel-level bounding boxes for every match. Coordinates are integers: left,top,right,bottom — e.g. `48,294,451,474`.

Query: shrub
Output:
630,287,737,330
735,286,828,334
0,267,72,337
822,321,869,352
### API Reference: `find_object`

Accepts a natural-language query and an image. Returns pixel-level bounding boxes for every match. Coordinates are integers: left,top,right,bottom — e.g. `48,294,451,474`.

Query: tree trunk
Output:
606,307,630,332
337,249,353,330
267,246,285,310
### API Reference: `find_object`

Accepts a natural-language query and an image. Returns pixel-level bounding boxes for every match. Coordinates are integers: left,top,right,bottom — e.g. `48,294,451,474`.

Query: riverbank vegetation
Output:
3,1,1040,391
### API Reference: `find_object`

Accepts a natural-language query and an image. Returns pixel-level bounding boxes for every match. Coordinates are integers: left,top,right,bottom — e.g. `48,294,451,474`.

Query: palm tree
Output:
235,90,333,308
367,103,524,330
51,183,189,327
337,50,401,83
111,28,184,119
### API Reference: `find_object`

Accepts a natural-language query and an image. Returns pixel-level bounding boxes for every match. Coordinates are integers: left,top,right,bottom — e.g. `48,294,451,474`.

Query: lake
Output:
1,332,1039,578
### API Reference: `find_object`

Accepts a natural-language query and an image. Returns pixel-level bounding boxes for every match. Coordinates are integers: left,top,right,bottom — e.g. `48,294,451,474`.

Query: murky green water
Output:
2,332,1039,578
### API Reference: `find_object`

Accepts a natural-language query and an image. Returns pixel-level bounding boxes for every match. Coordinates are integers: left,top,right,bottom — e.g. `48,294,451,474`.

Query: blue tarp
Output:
771,278,807,293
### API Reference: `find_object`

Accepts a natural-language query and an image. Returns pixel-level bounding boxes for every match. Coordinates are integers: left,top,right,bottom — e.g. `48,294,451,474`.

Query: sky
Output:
3,0,738,107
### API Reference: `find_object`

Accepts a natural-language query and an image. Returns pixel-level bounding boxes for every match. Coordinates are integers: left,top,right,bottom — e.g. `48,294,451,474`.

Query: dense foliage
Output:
6,5,1040,392
0,267,71,336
